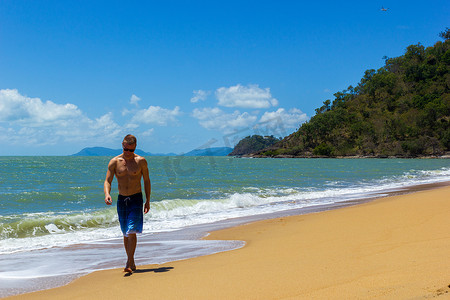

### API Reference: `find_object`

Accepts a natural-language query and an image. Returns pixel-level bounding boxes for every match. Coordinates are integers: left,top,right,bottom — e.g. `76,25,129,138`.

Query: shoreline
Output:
6,182,450,299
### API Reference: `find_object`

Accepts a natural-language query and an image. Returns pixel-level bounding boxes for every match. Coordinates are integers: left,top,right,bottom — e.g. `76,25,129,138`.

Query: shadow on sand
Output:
124,266,174,277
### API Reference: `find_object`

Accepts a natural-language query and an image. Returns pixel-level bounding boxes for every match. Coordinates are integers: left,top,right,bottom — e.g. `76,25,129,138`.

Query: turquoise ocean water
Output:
0,156,449,296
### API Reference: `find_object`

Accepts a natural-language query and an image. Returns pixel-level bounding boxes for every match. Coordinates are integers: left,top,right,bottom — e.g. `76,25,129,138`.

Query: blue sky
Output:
0,0,448,155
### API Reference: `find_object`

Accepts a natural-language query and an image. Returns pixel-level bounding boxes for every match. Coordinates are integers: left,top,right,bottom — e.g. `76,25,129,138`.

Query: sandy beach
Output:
7,185,450,299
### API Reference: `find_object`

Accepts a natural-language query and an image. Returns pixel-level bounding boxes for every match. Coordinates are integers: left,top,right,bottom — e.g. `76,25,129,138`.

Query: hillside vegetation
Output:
256,30,450,158
228,135,281,156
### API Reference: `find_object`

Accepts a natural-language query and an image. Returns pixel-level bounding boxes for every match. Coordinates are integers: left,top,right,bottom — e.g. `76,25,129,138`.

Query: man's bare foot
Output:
124,260,136,273
124,262,134,273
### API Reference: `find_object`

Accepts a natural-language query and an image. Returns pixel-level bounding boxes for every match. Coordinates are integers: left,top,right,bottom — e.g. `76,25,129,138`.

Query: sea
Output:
0,156,449,297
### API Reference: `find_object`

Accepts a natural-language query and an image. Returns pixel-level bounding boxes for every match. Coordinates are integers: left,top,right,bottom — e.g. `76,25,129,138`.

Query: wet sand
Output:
6,185,450,299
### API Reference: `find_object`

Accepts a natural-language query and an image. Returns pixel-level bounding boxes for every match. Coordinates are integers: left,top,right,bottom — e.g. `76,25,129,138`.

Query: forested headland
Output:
228,135,281,156
252,29,450,158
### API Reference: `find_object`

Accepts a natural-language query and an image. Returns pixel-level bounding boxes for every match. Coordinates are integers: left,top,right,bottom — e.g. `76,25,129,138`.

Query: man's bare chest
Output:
116,160,140,177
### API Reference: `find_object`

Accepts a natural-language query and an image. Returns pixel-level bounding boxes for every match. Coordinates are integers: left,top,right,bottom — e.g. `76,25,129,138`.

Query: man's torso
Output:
114,155,143,196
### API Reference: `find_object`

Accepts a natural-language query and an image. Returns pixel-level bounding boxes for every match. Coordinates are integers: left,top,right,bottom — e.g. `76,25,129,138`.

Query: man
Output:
104,134,151,273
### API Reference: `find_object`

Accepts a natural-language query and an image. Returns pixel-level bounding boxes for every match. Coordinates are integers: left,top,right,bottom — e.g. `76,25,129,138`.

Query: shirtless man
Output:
104,134,151,273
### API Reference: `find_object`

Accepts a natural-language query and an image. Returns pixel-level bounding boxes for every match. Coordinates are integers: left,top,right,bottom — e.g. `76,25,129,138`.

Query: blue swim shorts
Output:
117,192,144,237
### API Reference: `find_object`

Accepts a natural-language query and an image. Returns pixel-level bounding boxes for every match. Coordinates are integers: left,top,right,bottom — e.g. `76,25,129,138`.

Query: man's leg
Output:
123,234,137,272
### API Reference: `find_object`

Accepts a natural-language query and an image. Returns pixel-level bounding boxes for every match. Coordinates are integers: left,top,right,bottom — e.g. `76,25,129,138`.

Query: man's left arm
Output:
141,158,151,214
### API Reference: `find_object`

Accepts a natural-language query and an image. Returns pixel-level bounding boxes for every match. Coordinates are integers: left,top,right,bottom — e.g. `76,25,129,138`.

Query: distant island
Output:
71,147,175,156
183,147,233,156
71,146,232,156
250,29,450,158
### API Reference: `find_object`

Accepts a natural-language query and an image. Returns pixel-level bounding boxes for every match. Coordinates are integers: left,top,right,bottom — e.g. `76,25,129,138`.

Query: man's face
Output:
122,142,136,158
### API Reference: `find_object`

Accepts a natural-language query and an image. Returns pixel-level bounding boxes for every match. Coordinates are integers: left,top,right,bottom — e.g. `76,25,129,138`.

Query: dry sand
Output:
8,186,450,299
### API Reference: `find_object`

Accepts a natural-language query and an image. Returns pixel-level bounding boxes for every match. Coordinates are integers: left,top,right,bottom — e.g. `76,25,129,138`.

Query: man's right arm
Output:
104,159,116,205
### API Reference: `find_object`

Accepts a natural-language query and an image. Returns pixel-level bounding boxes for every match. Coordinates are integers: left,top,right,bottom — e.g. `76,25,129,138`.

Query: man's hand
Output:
144,201,150,214
105,195,112,205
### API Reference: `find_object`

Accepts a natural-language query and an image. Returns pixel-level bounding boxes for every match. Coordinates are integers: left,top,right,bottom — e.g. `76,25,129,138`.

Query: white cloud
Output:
190,90,210,103
130,94,141,106
122,108,132,116
192,107,257,133
0,89,82,125
215,84,279,108
130,105,181,126
259,108,309,129
125,123,139,129
90,113,121,132
0,89,123,146
141,128,154,136
192,107,222,119
50,112,123,143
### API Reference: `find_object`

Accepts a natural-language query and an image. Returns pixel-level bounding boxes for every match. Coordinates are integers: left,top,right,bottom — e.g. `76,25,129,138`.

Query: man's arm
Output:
104,159,116,205
141,158,151,214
